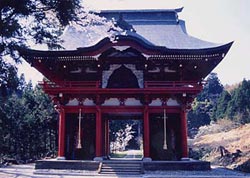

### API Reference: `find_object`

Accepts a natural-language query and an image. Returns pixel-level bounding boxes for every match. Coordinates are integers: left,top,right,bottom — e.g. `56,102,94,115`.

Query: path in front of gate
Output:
123,150,142,159
1,164,250,178
110,149,143,160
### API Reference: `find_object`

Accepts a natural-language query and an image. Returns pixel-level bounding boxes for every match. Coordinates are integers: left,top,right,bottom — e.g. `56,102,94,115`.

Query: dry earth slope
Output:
191,123,250,172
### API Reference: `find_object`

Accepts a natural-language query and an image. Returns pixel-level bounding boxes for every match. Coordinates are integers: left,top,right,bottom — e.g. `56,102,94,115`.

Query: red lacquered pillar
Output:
94,106,103,160
57,107,65,159
105,119,110,156
181,107,188,158
143,105,151,161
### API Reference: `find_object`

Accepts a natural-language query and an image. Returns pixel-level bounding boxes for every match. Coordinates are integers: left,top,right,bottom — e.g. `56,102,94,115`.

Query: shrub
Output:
195,119,239,138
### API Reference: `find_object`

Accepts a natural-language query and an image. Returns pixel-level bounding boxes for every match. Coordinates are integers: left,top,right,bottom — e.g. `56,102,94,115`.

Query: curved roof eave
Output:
19,37,233,59
161,41,234,55
18,35,166,57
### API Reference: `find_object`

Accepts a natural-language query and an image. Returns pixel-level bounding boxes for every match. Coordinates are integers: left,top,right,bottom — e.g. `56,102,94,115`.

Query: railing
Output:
144,81,202,88
39,81,100,88
39,81,202,89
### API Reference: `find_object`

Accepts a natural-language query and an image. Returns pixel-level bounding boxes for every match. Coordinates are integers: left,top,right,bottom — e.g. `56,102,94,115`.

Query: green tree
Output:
197,73,223,102
188,99,211,137
188,73,224,137
21,84,58,159
0,60,19,97
212,90,231,121
0,77,57,161
226,79,250,123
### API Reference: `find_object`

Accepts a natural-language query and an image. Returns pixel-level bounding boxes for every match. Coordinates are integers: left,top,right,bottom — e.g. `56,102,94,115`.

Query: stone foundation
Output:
35,159,210,171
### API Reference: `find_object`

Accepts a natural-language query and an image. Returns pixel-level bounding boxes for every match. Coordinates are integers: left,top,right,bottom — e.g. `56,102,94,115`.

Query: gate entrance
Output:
105,114,143,160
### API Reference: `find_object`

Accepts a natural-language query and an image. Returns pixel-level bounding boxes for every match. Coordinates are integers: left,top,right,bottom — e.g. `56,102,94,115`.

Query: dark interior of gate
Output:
64,112,182,161
149,113,181,160
65,113,96,160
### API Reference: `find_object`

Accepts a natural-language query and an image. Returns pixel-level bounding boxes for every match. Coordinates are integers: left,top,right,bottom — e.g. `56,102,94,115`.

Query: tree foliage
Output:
189,74,250,138
110,124,134,153
223,79,250,123
188,73,224,137
0,60,19,97
196,73,223,102
0,73,57,162
212,90,231,120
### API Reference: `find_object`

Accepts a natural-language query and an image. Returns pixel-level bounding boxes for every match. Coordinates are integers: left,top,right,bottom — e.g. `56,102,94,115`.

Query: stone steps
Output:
99,161,143,175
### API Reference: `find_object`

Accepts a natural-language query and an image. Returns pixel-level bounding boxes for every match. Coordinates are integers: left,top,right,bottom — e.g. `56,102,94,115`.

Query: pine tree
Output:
0,73,57,161
188,73,224,137
227,79,250,123
196,73,223,102
212,90,231,121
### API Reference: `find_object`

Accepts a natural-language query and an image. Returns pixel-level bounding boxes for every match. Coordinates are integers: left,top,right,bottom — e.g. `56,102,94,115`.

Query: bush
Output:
195,119,239,138
189,148,204,160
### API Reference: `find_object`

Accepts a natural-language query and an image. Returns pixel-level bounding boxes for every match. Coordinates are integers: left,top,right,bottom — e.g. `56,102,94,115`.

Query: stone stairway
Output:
99,161,143,175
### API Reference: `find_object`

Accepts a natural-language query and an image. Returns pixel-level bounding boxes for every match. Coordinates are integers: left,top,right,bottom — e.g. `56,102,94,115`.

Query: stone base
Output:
35,160,100,170
35,159,210,171
143,157,152,162
93,157,103,161
143,160,211,171
56,157,66,160
181,157,191,161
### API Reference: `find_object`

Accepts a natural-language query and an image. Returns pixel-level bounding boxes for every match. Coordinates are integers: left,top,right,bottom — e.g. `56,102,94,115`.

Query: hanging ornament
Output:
163,108,168,150
76,108,82,149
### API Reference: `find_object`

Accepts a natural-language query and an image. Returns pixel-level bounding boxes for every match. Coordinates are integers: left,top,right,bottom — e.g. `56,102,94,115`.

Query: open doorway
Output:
106,114,143,160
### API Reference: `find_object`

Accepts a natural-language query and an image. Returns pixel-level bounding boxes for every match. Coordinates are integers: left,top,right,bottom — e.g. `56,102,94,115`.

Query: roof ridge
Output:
100,7,183,13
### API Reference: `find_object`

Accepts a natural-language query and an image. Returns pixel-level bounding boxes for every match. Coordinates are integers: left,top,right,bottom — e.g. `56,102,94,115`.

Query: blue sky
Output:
19,0,250,85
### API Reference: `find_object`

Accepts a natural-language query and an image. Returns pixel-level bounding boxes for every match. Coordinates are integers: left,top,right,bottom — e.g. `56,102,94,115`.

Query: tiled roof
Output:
61,9,223,50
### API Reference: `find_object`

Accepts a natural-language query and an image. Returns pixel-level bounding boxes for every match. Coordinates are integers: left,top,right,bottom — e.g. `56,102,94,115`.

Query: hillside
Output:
190,123,250,172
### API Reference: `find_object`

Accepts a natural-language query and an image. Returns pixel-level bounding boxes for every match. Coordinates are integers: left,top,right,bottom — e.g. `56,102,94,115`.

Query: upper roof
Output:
19,8,233,83
61,8,224,50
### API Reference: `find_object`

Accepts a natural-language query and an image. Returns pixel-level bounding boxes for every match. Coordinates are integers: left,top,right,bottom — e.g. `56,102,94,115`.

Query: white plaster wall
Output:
102,64,121,88
102,98,120,106
125,98,142,106
167,98,180,106
149,98,162,106
83,98,95,106
66,98,79,106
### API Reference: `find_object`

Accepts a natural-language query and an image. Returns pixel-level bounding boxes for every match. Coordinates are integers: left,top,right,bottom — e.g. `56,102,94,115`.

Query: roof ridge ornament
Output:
111,13,136,33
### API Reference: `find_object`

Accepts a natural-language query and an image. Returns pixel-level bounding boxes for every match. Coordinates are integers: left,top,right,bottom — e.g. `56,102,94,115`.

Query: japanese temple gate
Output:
20,8,232,161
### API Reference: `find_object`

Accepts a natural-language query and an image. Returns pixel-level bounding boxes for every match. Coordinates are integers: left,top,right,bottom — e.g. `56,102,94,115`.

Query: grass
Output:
110,152,127,158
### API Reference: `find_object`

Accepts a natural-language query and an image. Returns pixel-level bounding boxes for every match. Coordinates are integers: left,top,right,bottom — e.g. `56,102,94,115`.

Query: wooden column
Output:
143,105,151,159
105,119,110,156
95,106,102,160
58,107,65,159
181,107,188,158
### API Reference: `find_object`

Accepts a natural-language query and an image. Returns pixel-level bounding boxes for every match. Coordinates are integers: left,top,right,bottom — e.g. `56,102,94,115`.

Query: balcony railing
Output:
39,81,100,88
144,81,201,88
39,81,202,89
